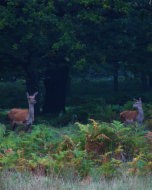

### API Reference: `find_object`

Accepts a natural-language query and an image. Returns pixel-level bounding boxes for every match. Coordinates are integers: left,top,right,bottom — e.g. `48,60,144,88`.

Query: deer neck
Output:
137,106,144,116
136,106,144,123
26,103,35,125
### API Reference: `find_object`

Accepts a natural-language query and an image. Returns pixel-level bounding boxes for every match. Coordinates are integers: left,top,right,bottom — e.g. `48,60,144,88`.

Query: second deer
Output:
120,98,144,126
7,92,38,131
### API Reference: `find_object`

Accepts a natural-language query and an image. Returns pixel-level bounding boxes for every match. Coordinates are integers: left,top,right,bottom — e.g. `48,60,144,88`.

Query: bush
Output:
0,117,151,178
0,81,26,108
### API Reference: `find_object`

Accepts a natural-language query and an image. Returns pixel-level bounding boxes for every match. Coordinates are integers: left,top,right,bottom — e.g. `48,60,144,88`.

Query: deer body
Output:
8,109,28,125
120,110,138,124
7,92,38,131
120,98,144,125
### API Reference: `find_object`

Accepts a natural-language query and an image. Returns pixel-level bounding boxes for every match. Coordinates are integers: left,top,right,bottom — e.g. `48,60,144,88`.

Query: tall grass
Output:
1,171,152,190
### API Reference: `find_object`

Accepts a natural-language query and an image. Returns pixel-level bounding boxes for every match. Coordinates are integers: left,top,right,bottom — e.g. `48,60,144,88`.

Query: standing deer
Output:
120,98,144,126
7,92,38,131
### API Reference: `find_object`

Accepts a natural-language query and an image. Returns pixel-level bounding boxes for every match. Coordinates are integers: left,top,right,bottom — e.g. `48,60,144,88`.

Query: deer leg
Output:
25,124,31,132
11,122,17,131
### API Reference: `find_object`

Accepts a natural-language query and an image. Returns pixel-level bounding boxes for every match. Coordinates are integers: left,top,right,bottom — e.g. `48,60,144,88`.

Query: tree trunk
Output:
25,73,39,94
43,65,69,115
113,62,119,92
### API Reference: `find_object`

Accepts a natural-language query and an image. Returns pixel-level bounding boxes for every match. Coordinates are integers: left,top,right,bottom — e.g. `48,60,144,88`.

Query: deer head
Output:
26,92,38,104
133,98,142,109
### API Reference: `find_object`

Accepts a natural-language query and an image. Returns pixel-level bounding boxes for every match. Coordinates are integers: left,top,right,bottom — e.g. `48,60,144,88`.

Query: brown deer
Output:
120,98,144,126
7,92,38,131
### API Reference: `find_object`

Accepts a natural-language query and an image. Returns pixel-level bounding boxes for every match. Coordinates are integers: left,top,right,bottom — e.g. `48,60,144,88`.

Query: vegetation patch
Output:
0,120,151,180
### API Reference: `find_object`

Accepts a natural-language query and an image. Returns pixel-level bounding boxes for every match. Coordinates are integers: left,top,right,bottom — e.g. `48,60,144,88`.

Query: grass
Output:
1,171,152,190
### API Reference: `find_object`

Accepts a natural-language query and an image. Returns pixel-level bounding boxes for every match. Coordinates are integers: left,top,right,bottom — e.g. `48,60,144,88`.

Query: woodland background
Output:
0,1,152,189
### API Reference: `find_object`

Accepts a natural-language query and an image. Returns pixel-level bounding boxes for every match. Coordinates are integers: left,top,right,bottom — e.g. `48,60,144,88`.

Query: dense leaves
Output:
0,0,152,114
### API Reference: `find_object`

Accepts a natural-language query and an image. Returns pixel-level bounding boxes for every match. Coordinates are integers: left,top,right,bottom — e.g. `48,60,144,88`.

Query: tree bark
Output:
25,70,39,95
113,62,119,92
43,65,69,115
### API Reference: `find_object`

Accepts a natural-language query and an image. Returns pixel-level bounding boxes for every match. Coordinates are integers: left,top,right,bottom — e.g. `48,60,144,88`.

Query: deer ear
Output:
33,91,38,97
26,92,29,98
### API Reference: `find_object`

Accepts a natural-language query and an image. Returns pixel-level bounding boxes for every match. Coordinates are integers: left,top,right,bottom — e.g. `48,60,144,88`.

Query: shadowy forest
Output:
0,0,152,114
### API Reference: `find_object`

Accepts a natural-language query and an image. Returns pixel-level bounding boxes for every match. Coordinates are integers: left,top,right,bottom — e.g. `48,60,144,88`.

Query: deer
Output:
120,98,144,126
7,92,38,131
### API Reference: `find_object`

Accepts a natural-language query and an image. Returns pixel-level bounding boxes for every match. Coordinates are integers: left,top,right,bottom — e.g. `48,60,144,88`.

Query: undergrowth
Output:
0,120,151,178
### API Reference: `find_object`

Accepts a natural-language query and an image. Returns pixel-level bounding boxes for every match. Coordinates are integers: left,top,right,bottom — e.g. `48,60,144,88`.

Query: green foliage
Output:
0,81,26,108
123,101,134,110
0,118,151,177
0,124,5,139
97,158,122,178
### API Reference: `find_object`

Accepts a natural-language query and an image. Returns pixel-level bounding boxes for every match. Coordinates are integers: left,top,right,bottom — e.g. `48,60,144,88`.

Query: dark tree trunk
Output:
43,65,69,114
25,73,39,95
113,62,119,92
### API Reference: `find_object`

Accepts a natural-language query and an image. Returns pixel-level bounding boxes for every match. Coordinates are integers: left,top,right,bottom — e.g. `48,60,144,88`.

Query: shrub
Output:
0,81,26,108
0,119,151,178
